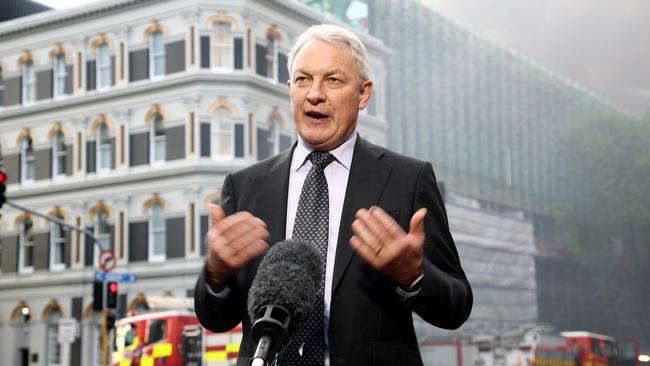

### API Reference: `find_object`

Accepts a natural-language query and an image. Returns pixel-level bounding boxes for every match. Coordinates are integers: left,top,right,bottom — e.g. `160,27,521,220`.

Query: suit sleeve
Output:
409,161,473,329
194,173,246,332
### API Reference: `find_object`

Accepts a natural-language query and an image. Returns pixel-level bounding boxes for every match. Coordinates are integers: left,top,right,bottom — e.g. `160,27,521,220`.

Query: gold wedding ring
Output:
375,245,383,256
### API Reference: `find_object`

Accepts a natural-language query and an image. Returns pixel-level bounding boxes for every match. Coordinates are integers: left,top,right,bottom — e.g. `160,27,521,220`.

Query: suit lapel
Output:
254,147,294,246
332,137,392,294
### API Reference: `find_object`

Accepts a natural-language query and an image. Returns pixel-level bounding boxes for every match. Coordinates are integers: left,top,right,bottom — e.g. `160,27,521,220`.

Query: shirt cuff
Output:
395,273,424,300
204,282,231,299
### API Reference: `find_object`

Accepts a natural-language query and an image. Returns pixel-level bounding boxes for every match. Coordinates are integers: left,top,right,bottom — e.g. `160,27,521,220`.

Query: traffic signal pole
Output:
5,199,116,366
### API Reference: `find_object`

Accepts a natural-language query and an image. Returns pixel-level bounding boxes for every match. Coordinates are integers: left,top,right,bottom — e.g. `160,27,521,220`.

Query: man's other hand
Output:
350,206,426,288
205,203,270,291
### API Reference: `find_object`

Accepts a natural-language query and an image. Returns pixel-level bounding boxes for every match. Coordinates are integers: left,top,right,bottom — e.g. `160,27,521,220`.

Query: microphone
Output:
247,238,323,366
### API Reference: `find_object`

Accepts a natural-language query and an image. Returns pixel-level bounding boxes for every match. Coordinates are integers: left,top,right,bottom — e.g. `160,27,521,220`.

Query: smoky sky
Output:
425,0,650,117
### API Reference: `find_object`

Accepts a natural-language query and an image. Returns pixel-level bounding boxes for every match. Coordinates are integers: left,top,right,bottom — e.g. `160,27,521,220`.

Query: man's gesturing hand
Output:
205,203,270,292
350,206,427,288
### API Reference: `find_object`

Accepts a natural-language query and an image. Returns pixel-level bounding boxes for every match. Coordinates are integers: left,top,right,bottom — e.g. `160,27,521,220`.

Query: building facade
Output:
0,1,389,365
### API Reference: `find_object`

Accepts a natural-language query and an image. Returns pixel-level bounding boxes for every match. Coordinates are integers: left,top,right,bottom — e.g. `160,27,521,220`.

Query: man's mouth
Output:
305,111,330,120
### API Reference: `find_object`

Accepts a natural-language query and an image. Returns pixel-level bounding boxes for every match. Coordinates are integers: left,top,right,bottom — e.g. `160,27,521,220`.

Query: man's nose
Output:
306,82,326,104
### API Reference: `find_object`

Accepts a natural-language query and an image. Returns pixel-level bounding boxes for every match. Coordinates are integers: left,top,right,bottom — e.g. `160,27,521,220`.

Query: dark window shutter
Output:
165,217,185,259
129,132,149,167
86,140,96,173
165,40,186,74
234,38,243,70
65,144,73,176
110,55,116,86
234,123,245,158
65,230,72,268
86,60,96,91
165,126,185,161
3,76,21,107
84,227,94,266
200,36,210,68
256,127,270,160
278,52,289,84
36,69,53,100
128,222,148,262
0,236,19,273
34,148,52,180
110,137,116,169
200,215,209,256
33,233,49,271
200,122,211,157
255,44,267,76
65,65,73,94
4,154,20,184
129,49,149,82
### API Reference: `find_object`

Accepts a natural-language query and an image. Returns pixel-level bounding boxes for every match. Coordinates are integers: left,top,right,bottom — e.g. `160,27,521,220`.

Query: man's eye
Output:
327,78,342,85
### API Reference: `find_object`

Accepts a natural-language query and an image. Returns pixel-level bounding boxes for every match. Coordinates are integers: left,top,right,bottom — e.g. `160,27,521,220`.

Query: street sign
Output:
94,271,138,283
98,249,116,272
58,318,78,344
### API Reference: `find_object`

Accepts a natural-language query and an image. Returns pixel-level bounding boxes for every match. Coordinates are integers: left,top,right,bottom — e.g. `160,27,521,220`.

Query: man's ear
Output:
358,80,374,109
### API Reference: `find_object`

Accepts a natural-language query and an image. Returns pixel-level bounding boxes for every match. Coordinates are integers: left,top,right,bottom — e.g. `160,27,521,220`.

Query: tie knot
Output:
308,151,335,170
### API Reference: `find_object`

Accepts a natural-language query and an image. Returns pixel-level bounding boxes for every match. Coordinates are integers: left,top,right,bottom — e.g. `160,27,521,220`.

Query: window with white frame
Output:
45,311,62,366
150,32,165,78
96,44,111,89
148,204,166,262
22,60,36,104
53,54,67,98
150,115,166,164
211,21,233,69
21,137,35,183
212,107,232,158
52,132,67,177
19,218,35,273
94,210,111,266
97,124,111,172
50,220,66,271
266,36,277,81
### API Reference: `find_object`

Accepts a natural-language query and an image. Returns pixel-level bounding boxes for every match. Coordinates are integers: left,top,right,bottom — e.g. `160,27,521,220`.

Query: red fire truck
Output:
561,331,619,366
111,310,242,366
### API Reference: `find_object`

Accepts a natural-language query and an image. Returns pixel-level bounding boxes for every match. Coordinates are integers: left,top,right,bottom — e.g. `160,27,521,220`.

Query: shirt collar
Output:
292,131,357,172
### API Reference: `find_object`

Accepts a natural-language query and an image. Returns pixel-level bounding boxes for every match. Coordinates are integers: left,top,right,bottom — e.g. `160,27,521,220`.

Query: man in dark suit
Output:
194,24,472,365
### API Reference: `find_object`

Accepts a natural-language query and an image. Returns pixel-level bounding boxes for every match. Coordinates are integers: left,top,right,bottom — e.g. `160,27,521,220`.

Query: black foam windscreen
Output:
247,238,323,331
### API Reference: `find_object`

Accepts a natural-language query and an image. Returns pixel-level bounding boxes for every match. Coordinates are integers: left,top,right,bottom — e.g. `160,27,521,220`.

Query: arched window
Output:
96,44,111,89
211,21,233,69
21,137,35,183
45,308,62,366
18,218,35,273
149,32,165,78
52,132,67,178
211,107,246,159
49,216,66,271
148,204,166,262
22,60,36,104
94,210,111,265
96,123,112,172
53,54,67,98
150,115,166,164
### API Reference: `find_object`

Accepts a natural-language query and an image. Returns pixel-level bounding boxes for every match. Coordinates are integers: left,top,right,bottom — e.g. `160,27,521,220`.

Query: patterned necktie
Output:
282,151,335,366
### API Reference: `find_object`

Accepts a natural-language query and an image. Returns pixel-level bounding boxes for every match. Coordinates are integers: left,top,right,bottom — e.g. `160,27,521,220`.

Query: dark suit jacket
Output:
194,136,473,366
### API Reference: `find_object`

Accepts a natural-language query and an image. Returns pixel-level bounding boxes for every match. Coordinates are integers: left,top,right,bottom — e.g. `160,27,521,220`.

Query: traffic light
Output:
0,165,7,210
106,281,118,309
93,281,104,311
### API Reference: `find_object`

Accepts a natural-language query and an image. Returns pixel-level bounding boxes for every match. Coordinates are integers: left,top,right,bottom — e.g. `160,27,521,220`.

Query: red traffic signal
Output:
106,281,118,309
0,166,6,210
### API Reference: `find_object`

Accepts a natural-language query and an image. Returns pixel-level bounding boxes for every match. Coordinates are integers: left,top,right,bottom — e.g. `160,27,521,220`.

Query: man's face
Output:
288,38,373,151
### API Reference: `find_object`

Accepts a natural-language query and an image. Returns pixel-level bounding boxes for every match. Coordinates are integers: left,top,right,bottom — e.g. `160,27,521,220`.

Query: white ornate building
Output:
0,1,388,365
